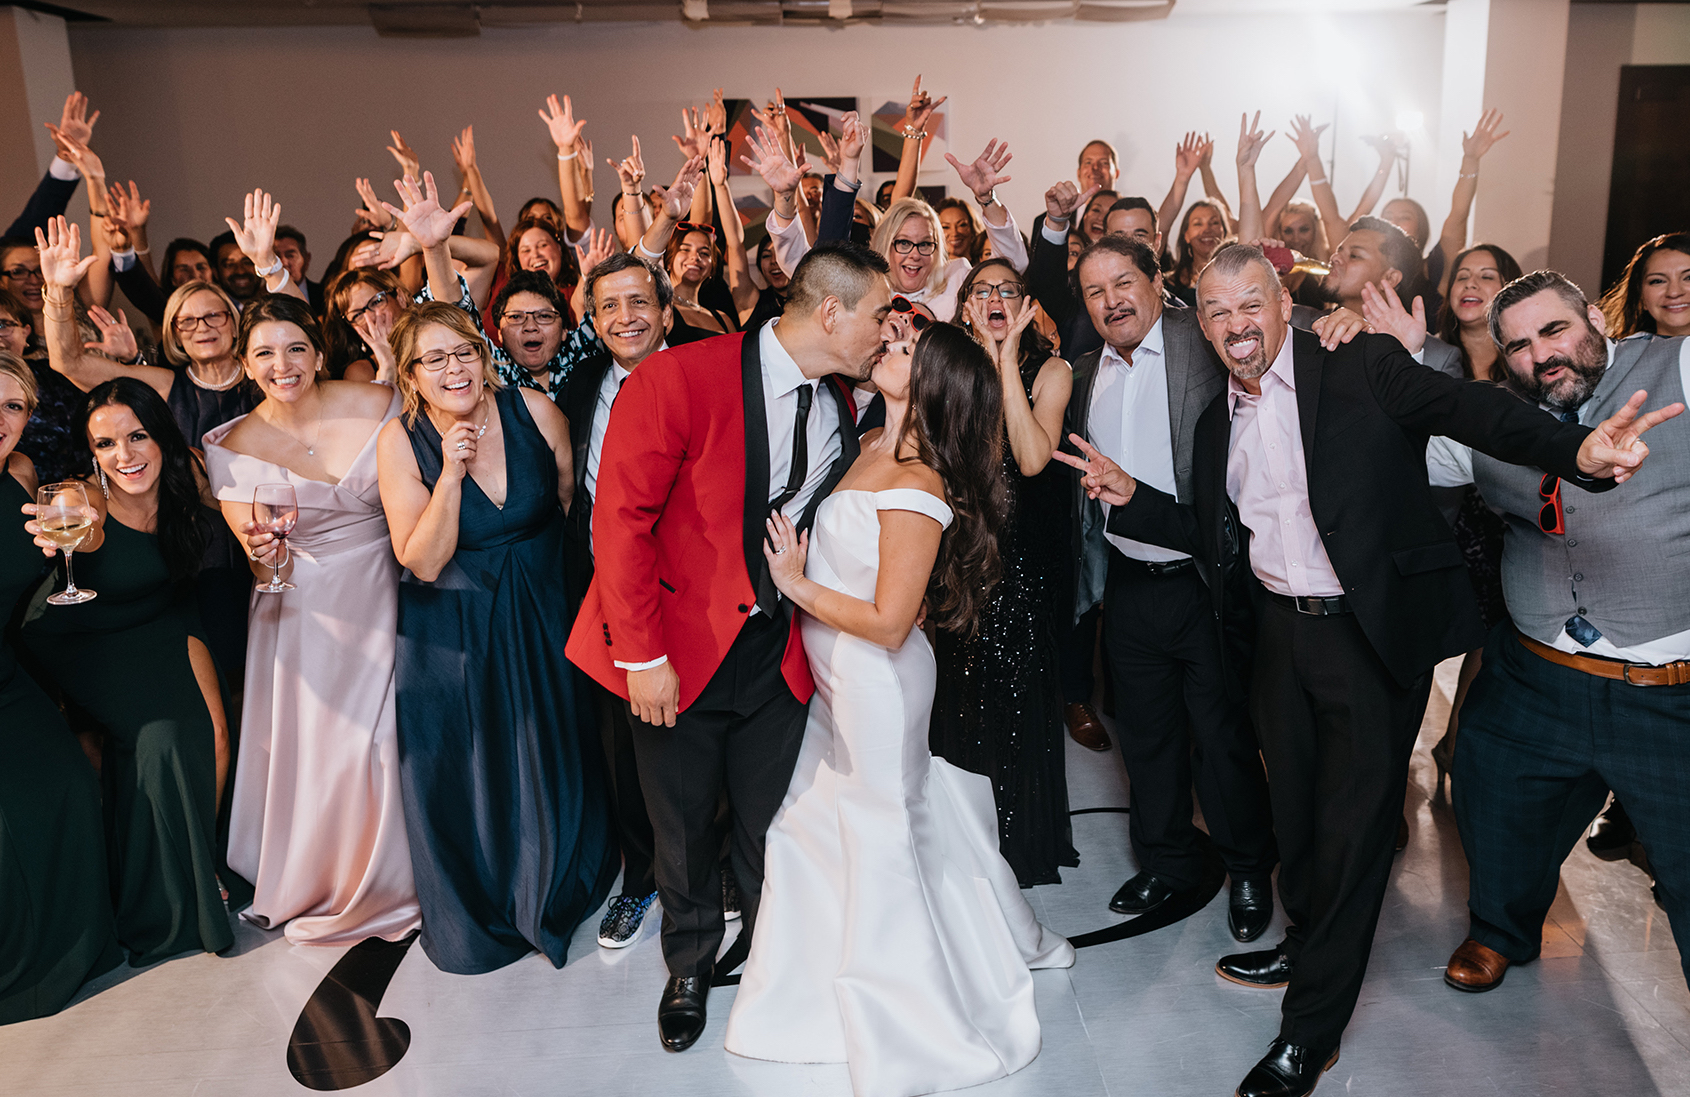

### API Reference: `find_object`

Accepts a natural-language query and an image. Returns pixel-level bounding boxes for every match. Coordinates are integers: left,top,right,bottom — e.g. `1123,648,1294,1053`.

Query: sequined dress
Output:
930,351,1079,888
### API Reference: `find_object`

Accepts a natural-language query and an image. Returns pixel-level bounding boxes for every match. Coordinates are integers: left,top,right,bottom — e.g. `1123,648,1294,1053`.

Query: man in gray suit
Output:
1061,235,1279,941
1292,215,1464,379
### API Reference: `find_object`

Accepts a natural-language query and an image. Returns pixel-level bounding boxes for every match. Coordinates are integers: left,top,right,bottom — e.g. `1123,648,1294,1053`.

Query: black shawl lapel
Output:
741,324,772,595
1291,327,1324,470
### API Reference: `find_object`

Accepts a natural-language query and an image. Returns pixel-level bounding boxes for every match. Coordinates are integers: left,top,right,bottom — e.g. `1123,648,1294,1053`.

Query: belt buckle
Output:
1620,663,1655,687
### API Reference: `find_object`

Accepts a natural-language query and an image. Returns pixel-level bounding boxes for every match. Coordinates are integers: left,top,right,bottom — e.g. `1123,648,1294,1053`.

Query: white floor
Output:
5,660,1686,1097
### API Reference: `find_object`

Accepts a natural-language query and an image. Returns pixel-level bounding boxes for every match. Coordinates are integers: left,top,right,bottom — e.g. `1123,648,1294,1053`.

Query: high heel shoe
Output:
1430,733,1455,799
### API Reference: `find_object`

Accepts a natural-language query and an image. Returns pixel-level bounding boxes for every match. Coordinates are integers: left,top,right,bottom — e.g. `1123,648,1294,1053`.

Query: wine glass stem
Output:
271,548,282,587
62,549,78,596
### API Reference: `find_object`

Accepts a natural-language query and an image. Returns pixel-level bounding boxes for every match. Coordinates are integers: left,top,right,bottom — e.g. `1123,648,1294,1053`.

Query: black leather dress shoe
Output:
1109,871,1175,915
1216,945,1294,988
1586,799,1636,861
1234,1039,1339,1097
1228,878,1273,943
658,976,709,1052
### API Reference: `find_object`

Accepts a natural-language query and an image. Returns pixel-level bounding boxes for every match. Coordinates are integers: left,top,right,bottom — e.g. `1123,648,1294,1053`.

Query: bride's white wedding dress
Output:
724,489,1075,1097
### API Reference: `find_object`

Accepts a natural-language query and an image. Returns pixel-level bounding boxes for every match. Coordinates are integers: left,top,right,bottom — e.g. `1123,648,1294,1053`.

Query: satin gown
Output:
395,387,615,975
204,389,421,946
0,472,122,1023
725,489,1075,1097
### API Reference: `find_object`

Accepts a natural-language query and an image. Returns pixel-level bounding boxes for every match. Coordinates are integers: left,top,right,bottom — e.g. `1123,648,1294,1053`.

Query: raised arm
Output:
710,141,759,320
969,297,1069,474
891,76,946,205
743,125,810,274
35,217,171,398
106,180,157,284
639,155,705,264
450,125,503,246
1156,132,1204,242
4,92,95,239
946,138,1028,269
540,94,594,239
381,171,472,307
1434,109,1510,297
49,132,114,308
225,188,309,302
1346,133,1402,223
1195,133,1231,218
1234,112,1275,246
1289,116,1346,255
815,111,869,247
1261,157,1308,246
608,136,651,252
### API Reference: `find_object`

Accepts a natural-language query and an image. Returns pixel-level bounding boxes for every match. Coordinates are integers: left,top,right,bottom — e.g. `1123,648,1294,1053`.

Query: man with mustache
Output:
1059,244,1669,1097
1422,271,1690,998
1060,235,1279,943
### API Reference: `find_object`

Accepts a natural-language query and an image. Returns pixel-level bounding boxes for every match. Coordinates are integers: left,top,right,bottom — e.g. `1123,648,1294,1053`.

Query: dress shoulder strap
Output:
874,488,953,530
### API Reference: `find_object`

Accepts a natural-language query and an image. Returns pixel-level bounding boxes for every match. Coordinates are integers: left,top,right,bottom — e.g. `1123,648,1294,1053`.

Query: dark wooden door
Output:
1603,65,1690,291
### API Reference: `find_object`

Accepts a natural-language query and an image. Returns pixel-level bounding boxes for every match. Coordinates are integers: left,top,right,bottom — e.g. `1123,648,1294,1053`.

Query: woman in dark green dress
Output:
23,377,234,965
376,301,614,975
0,353,121,1023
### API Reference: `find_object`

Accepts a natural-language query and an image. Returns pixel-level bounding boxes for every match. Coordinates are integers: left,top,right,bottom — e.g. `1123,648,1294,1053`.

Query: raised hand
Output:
610,135,646,195
353,306,398,381
1359,280,1427,354
816,130,843,176
84,305,137,362
1174,131,1205,180
1462,108,1510,160
739,125,804,197
750,89,792,144
539,93,587,152
450,125,479,177
1196,133,1216,170
50,132,105,181
655,156,706,221
353,177,390,232
33,217,98,289
1576,389,1685,483
705,88,727,136
900,75,946,134
945,139,1013,205
1236,111,1274,170
224,188,282,265
1288,115,1329,168
574,227,616,277
1051,433,1137,508
386,129,421,179
1044,180,1102,227
44,91,98,149
382,171,470,251
672,105,709,160
107,180,150,232
708,138,729,187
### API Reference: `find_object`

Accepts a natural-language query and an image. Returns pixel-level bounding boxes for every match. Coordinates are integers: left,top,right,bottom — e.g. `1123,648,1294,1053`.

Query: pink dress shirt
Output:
1224,335,1344,598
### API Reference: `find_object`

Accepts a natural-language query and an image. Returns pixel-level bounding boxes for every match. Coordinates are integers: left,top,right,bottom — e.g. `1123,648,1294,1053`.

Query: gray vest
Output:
1471,335,1690,650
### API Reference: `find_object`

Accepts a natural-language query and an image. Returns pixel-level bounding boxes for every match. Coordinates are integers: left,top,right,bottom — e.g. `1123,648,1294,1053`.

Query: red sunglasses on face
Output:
890,296,931,330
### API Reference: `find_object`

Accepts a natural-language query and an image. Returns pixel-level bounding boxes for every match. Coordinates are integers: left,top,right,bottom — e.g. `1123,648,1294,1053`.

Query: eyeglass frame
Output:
968,281,1025,301
345,290,394,325
498,308,563,329
0,265,44,283
409,343,485,372
889,239,938,256
173,309,233,333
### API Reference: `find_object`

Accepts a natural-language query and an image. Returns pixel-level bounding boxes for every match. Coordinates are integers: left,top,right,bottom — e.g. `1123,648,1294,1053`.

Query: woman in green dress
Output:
23,376,234,965
0,351,121,1023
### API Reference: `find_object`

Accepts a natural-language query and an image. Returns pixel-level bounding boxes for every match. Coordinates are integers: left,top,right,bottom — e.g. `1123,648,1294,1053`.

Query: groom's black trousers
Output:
630,609,808,979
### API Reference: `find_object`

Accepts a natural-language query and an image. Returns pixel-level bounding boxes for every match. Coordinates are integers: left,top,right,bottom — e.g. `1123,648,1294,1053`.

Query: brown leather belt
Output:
1516,630,1690,687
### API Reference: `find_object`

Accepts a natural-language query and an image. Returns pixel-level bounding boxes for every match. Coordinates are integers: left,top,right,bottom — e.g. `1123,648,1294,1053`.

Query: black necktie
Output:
769,383,812,516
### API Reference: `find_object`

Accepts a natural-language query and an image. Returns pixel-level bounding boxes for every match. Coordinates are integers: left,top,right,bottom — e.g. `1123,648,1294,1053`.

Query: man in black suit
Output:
1060,243,1656,1097
1061,235,1278,943
274,225,324,316
557,250,676,953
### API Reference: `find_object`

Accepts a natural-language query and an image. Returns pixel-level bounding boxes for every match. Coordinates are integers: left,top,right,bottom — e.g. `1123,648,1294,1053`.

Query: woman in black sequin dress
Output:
930,260,1079,887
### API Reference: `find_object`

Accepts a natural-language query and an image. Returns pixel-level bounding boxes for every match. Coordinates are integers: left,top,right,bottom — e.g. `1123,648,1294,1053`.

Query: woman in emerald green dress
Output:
0,351,121,1023
23,376,234,965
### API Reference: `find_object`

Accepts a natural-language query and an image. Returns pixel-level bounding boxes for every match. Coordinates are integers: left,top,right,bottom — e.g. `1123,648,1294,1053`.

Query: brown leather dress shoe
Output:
1064,703,1111,751
1444,938,1510,992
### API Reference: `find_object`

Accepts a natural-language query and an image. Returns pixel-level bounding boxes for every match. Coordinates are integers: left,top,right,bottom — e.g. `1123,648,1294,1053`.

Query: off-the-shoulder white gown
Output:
725,489,1075,1097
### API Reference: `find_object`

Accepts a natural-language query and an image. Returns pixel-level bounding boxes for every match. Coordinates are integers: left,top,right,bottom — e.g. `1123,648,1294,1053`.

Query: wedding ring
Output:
774,546,787,554
456,441,467,451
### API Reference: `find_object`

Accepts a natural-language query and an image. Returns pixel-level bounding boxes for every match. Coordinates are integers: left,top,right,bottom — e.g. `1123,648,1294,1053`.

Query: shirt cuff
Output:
1411,346,1426,365
564,224,590,249
613,654,669,672
111,248,137,272
1041,220,1070,246
49,157,79,181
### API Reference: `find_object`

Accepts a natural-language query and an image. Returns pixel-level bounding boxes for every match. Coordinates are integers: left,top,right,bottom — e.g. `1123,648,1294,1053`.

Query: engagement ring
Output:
456,441,467,451
774,546,787,554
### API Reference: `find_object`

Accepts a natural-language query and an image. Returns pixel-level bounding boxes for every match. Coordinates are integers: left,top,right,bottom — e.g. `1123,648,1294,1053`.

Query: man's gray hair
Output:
584,250,673,315
1488,270,1590,348
1197,242,1281,299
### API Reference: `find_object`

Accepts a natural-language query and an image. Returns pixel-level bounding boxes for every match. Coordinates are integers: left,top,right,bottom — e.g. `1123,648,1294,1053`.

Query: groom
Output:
567,241,894,1052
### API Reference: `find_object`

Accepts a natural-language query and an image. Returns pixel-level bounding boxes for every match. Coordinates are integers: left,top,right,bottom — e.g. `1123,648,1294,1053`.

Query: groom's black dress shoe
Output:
1109,871,1175,915
658,976,709,1052
1216,945,1294,988
1228,878,1274,943
1234,1039,1338,1097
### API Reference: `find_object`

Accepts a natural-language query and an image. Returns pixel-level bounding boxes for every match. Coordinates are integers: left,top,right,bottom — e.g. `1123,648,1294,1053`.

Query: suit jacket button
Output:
737,604,750,613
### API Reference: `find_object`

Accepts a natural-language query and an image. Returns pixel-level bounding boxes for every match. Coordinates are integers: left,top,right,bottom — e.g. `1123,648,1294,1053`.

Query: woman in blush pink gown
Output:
204,294,419,945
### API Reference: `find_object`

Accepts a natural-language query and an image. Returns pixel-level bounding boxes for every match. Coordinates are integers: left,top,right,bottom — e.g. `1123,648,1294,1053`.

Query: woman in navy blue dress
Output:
375,301,614,974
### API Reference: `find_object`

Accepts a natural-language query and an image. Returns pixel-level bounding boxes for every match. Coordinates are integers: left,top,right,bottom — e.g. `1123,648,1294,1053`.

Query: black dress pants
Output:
592,681,657,901
1103,554,1277,890
1250,597,1431,1050
630,611,808,979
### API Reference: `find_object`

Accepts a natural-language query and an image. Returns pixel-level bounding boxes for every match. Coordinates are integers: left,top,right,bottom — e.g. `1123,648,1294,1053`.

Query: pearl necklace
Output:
187,360,244,392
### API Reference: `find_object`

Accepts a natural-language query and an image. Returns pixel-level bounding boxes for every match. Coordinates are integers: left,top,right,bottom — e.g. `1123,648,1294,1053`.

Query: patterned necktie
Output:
1556,406,1603,647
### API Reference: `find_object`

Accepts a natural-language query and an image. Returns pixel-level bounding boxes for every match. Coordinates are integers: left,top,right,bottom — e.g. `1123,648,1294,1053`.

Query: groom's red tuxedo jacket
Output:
565,327,861,713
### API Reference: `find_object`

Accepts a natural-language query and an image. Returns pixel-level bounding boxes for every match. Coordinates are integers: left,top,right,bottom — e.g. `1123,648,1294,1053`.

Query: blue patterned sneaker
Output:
597,892,658,949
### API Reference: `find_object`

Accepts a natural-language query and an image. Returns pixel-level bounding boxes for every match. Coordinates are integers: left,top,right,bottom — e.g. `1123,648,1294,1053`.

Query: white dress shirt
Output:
1088,316,1188,563
762,321,842,527
585,362,633,506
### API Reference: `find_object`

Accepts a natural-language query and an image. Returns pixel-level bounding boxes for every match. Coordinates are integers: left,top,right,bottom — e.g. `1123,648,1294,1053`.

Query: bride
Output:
724,321,1075,1097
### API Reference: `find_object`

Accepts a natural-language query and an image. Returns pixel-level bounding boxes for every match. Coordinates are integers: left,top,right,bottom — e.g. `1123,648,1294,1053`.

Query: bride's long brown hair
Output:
895,322,1008,639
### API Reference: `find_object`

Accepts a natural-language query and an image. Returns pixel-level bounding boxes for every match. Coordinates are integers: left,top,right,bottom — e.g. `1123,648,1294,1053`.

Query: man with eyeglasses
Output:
1424,270,1690,1001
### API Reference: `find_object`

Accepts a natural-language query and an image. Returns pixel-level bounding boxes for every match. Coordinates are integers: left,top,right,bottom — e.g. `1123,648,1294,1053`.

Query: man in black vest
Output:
1060,244,1663,1097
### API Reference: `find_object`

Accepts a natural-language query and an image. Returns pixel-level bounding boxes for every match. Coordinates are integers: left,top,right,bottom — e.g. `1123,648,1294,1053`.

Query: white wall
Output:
53,12,1448,272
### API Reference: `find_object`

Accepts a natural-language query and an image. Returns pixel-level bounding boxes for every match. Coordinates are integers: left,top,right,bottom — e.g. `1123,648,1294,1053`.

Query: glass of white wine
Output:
253,482,298,594
37,481,97,605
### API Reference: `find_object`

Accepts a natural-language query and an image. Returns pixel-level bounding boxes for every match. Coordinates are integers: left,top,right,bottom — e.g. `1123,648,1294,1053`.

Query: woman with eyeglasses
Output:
0,352,122,1021
325,268,408,383
201,294,420,946
927,259,1079,888
0,238,47,343
375,301,614,975
2,285,89,485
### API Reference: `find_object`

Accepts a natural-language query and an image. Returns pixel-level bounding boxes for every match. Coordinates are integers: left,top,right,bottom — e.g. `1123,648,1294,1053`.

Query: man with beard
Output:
1059,244,1668,1097
208,230,261,306
1060,234,1279,941
1423,271,1690,997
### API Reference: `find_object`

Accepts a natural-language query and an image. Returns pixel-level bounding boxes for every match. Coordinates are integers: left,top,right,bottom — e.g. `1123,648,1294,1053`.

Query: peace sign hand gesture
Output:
1236,111,1275,170
1576,389,1685,483
1051,433,1137,507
